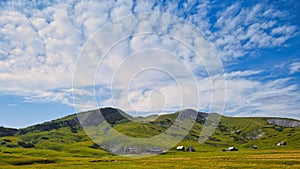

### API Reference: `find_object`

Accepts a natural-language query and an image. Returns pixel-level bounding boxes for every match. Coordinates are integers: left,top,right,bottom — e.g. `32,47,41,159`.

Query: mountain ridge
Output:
1,107,299,153
1,107,300,135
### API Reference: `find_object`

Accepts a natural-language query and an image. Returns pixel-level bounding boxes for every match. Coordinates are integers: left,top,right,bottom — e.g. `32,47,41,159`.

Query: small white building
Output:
176,146,185,151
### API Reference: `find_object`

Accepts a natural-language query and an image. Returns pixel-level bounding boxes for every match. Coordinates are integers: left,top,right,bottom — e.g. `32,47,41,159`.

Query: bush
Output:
274,126,284,132
218,124,228,132
18,141,35,148
3,139,12,142
89,143,100,149
41,136,49,140
70,127,78,133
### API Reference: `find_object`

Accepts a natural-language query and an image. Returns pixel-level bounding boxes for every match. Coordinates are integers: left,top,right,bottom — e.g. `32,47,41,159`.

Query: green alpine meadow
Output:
1,108,299,168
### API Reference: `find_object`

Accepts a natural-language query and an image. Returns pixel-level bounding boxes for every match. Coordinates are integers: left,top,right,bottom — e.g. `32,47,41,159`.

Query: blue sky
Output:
0,0,299,128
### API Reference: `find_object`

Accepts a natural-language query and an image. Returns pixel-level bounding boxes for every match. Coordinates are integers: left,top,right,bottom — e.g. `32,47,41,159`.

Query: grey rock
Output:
267,118,300,128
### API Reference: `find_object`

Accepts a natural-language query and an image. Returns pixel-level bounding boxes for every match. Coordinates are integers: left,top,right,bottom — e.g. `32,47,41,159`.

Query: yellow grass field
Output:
1,148,299,168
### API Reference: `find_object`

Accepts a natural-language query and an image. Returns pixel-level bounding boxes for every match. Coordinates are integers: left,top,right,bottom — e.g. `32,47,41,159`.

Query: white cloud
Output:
289,61,300,74
211,2,298,59
225,70,262,78
225,76,299,119
73,13,222,113
0,0,299,120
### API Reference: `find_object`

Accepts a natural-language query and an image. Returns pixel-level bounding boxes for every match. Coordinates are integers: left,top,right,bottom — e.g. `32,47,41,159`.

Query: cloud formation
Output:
211,2,298,59
0,0,299,119
289,61,300,74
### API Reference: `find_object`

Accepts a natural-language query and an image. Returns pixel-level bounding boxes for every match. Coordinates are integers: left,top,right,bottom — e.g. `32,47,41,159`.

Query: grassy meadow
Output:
1,108,300,168
1,145,300,168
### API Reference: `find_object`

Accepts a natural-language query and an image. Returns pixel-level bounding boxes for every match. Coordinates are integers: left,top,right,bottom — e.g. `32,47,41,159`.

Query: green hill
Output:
0,107,299,168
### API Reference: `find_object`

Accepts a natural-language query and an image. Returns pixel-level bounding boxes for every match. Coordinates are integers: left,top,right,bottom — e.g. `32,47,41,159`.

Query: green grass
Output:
1,148,299,168
1,109,300,168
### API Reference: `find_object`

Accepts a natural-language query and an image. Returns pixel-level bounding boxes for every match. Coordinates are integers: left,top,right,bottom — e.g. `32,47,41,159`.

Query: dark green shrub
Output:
18,141,35,148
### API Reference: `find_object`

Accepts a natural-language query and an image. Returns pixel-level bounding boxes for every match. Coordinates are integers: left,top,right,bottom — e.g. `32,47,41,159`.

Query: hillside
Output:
0,107,300,167
1,107,300,148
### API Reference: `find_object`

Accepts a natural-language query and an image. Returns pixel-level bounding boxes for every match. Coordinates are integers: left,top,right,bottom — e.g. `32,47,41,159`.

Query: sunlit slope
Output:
0,107,299,154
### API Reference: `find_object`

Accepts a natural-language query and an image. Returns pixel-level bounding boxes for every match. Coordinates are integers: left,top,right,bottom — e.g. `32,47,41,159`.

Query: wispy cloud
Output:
8,103,19,107
289,61,300,74
211,2,298,59
225,74,299,120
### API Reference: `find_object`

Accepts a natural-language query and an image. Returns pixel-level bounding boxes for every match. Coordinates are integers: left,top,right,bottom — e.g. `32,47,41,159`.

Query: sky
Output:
0,0,299,128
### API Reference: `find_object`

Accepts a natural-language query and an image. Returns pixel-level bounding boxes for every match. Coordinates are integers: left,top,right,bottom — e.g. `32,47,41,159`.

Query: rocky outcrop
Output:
267,118,300,128
243,129,265,140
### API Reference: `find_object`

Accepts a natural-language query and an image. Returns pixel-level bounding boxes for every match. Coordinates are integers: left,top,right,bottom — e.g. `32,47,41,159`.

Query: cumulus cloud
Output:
0,0,299,120
72,13,224,114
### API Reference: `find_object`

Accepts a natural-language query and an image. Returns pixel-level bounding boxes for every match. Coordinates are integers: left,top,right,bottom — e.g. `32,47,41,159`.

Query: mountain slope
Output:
0,107,299,154
0,127,18,137
18,107,130,135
